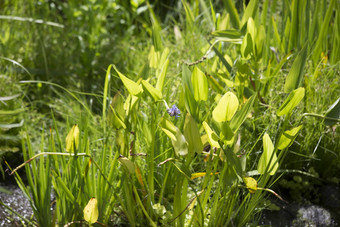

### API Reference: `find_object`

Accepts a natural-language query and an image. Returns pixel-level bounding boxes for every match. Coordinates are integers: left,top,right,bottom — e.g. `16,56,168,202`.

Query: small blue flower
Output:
167,104,181,118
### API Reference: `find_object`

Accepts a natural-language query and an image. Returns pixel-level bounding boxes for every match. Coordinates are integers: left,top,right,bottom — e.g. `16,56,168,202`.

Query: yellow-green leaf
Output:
160,118,177,141
124,94,139,116
202,121,220,148
160,118,188,156
184,113,203,154
65,124,79,152
84,198,99,224
278,125,302,150
191,66,208,101
118,156,135,174
191,172,219,180
212,91,239,122
277,87,305,116
243,177,257,193
257,133,278,175
141,80,162,101
114,66,143,97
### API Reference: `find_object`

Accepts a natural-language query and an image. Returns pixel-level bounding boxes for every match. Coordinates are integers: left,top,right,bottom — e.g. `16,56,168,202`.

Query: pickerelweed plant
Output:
9,43,306,226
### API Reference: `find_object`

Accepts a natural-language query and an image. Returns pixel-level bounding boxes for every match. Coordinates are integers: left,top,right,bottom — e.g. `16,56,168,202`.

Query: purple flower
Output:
167,104,181,118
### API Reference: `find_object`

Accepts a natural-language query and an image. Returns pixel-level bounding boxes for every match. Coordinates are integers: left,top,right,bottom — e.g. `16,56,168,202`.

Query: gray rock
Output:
292,205,335,227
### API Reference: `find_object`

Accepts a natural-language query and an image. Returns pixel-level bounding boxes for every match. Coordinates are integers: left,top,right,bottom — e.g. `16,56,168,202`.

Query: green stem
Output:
133,186,157,227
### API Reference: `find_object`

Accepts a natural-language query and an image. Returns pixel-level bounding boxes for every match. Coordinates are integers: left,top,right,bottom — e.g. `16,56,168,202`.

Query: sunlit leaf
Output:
230,94,256,132
211,29,242,43
65,124,79,152
212,91,239,122
160,118,188,156
243,177,257,193
220,122,234,145
84,198,99,224
202,121,220,148
191,172,219,179
191,66,208,101
114,66,143,97
124,94,139,116
277,87,305,116
141,80,162,101
257,133,278,175
278,125,302,150
240,0,259,27
160,118,177,141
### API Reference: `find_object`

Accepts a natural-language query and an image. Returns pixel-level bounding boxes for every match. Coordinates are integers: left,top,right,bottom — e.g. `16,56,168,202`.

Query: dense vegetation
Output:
1,0,339,226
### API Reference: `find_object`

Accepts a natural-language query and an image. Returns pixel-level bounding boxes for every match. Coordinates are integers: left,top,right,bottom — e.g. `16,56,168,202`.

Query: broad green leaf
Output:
240,0,259,28
255,25,265,58
184,84,198,120
246,17,256,45
220,122,234,145
182,65,193,92
243,177,257,193
284,45,308,93
184,114,203,154
141,80,162,101
241,33,253,58
211,29,242,43
114,66,143,96
277,87,305,116
230,94,256,132
202,121,220,148
258,133,278,175
182,65,198,118
118,156,135,174
278,125,302,150
191,66,208,101
212,91,239,122
124,94,139,116
65,124,79,152
325,97,340,126
160,118,177,141
156,59,169,93
84,198,99,224
172,128,189,156
160,118,188,156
